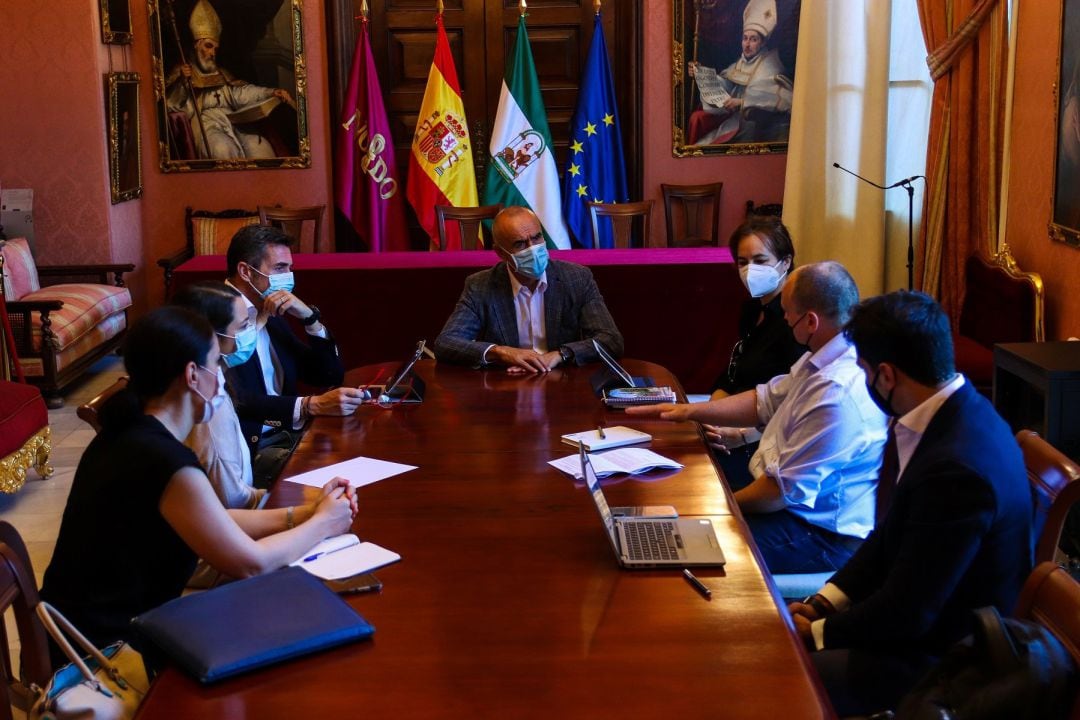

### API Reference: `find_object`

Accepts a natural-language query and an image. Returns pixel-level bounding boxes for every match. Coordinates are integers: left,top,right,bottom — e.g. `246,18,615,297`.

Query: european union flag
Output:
562,14,628,249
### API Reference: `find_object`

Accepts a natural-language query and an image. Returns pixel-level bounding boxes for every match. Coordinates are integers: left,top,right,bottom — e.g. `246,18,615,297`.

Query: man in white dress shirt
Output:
628,261,888,573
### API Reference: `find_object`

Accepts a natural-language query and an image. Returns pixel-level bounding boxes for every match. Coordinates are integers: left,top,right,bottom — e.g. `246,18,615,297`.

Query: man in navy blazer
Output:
224,225,365,486
434,207,623,373
788,291,1032,716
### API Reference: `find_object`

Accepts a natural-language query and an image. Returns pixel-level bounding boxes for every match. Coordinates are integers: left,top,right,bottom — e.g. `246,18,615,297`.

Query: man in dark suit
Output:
788,290,1032,716
224,225,366,486
434,206,623,373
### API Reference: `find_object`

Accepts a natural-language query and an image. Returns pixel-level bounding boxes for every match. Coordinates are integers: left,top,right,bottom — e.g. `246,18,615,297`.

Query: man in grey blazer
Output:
434,207,624,373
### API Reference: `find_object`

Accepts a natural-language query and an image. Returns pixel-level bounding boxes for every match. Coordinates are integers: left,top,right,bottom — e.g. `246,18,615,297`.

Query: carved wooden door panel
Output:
327,0,641,248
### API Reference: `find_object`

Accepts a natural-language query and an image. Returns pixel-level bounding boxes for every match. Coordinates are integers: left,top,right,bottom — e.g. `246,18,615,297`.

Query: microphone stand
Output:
833,163,924,291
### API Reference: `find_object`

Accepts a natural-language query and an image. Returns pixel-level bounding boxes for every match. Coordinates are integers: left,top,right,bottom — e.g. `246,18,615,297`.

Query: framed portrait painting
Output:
672,0,801,157
149,0,311,172
1051,0,1080,247
100,0,133,44
107,72,142,203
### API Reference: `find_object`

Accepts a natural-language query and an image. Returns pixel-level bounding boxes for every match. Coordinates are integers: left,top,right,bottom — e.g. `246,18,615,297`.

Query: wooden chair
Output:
76,376,129,434
1017,430,1080,565
0,522,51,717
745,200,783,218
1013,562,1080,717
661,182,722,247
587,200,653,249
258,205,327,254
956,244,1044,395
158,207,260,297
434,204,503,250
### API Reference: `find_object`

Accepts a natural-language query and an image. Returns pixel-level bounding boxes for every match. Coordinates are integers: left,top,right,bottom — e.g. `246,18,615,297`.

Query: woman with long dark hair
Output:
40,306,356,657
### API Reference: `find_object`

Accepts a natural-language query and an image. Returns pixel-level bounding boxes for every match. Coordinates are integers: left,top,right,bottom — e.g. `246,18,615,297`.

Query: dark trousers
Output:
745,510,863,574
812,647,935,717
252,429,301,489
713,442,757,492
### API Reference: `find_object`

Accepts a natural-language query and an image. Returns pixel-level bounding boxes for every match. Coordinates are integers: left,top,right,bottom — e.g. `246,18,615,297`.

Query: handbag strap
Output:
35,601,122,687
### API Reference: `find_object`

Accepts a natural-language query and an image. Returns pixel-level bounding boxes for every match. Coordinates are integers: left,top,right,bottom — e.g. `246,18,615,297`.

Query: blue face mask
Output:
510,242,549,280
249,267,295,297
219,325,257,368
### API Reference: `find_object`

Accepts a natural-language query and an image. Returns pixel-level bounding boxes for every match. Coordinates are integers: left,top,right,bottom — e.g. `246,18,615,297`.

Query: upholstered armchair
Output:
0,238,134,407
0,288,52,494
158,207,260,297
954,244,1044,395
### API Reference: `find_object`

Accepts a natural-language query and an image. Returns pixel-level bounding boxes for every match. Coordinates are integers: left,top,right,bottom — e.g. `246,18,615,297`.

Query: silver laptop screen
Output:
580,446,619,551
591,338,634,386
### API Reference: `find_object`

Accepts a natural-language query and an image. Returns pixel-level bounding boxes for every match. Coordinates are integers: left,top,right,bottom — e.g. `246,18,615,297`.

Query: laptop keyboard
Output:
623,521,679,561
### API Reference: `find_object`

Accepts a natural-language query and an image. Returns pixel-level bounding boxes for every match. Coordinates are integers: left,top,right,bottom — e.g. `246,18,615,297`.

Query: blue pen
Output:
302,551,327,563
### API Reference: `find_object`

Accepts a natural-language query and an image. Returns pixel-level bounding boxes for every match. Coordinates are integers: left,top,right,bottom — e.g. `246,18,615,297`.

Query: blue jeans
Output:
745,511,863,574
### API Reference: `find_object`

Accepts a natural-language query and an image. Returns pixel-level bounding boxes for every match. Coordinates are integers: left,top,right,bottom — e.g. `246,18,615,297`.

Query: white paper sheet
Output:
548,448,683,480
290,534,401,580
283,455,417,488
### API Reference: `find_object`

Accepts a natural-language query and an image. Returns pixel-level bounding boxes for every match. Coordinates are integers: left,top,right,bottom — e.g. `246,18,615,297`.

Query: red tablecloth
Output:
173,248,740,393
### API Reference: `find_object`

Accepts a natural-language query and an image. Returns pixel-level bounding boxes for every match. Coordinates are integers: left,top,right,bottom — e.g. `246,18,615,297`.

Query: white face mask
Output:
739,261,787,298
192,365,226,424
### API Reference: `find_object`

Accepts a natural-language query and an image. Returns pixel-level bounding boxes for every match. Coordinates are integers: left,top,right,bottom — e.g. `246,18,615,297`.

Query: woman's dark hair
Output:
727,215,796,267
844,290,955,386
170,281,241,334
101,307,214,430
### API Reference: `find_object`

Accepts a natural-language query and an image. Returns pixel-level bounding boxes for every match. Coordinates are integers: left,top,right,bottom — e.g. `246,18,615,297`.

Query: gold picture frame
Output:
148,0,311,172
1050,0,1080,248
100,0,133,44
107,72,143,204
671,0,801,157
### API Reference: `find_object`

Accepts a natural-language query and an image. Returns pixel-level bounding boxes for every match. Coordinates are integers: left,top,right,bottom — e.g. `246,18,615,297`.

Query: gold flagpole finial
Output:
436,0,444,14
520,0,527,16
594,0,601,14
361,0,368,19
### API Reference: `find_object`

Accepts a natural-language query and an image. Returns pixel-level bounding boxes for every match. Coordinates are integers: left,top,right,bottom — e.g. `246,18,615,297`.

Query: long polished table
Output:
135,360,831,718
170,247,741,394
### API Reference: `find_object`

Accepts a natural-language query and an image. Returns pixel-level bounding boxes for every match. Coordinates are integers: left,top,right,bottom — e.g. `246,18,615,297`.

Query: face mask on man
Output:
218,325,257,368
247,266,295,297
192,365,226,424
739,261,787,298
867,368,898,417
510,242,550,280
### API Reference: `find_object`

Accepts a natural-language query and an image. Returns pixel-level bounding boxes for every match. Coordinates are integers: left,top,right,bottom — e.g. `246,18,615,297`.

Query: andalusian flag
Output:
562,13,628,248
406,12,479,251
482,15,570,249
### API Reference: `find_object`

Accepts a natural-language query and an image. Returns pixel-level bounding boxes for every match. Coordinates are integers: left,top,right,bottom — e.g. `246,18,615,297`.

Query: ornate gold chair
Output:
955,244,1044,395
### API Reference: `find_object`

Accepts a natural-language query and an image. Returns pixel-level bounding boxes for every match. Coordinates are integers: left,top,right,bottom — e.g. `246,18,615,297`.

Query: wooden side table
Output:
994,341,1080,460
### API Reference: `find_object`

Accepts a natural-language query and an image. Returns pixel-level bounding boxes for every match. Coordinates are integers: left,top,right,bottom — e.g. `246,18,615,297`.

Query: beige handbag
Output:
29,602,148,720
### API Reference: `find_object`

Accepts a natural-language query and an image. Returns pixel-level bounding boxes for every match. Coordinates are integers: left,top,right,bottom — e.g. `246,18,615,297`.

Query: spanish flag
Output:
406,13,479,251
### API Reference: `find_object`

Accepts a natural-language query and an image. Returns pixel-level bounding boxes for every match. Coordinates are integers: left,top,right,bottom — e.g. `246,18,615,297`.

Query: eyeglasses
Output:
726,339,745,383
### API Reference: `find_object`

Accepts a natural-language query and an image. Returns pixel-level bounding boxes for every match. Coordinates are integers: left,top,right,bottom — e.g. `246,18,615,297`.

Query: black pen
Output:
683,569,711,599
597,425,607,439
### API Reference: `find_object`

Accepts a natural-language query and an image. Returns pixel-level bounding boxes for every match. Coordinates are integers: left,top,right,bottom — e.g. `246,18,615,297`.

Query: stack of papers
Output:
561,426,651,451
548,448,683,480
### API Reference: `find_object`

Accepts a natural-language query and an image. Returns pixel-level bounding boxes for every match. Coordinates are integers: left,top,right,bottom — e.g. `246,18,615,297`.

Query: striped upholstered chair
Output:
0,238,133,407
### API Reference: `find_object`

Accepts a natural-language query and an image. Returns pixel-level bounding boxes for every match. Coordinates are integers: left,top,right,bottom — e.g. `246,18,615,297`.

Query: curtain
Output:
783,1,895,298
915,0,1007,324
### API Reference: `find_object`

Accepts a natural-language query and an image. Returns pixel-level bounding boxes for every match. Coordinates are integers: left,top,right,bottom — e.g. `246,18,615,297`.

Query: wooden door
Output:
326,0,642,249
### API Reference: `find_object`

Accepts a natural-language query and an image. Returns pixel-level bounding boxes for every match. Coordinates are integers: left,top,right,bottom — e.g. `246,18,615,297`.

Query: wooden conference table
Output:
135,360,831,719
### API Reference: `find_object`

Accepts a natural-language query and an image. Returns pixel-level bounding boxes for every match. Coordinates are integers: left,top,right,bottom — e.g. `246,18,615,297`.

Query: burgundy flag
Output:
334,15,408,252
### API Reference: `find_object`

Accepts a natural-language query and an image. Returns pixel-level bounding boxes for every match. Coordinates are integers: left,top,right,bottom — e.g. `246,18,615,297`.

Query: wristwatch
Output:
559,346,574,364
301,305,321,326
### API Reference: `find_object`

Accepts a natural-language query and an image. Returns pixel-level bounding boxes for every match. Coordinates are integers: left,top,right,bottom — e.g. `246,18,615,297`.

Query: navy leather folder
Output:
132,566,375,683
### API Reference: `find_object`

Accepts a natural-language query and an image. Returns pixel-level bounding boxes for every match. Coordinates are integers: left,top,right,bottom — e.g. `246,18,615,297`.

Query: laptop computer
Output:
590,338,653,395
580,445,726,568
372,340,427,404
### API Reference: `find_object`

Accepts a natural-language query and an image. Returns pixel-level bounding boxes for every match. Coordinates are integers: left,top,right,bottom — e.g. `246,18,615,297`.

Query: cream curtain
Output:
783,0,931,298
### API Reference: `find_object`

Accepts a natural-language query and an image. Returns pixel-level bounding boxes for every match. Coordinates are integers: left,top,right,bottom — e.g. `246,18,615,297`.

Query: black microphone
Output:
832,163,924,190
